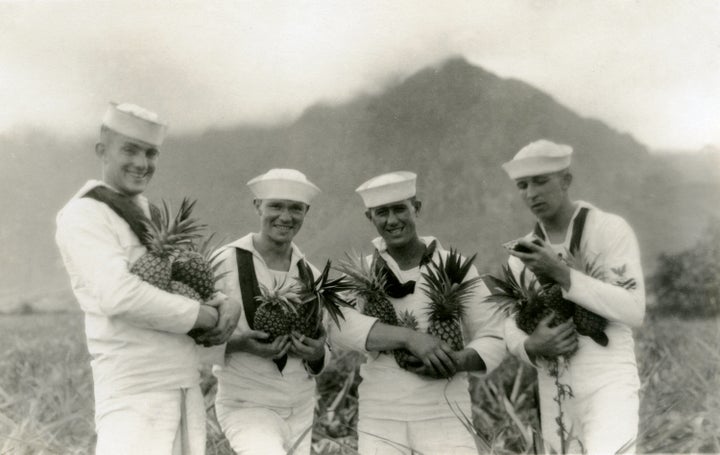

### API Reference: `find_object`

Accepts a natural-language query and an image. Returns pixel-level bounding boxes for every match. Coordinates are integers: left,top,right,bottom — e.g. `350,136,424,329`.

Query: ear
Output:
562,172,573,190
95,142,105,159
364,209,372,221
412,200,422,215
304,204,311,215
253,199,262,215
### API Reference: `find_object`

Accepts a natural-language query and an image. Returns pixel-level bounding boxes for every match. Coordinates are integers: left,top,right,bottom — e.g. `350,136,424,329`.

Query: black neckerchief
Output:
82,185,159,246
373,240,437,298
236,248,306,373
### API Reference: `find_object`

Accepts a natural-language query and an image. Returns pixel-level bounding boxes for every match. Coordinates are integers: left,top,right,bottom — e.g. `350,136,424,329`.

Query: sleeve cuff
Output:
466,337,506,374
562,268,587,303
333,309,379,353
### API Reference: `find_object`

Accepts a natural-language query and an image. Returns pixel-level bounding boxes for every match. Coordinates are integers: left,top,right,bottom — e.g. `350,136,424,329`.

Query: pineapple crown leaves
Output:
142,198,206,257
397,310,419,330
255,277,301,317
563,249,606,281
484,265,540,315
296,260,354,330
333,250,389,300
421,249,483,322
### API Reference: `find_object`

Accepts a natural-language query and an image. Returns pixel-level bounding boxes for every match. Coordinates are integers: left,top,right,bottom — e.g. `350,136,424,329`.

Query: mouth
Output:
126,171,149,180
274,225,294,232
385,226,404,236
531,202,546,211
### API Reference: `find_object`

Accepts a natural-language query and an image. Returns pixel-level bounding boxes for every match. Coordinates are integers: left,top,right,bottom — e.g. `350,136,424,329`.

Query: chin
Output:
384,236,411,248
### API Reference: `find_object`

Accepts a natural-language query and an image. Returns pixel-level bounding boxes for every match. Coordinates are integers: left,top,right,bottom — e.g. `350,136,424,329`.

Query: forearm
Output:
364,322,413,352
565,269,645,326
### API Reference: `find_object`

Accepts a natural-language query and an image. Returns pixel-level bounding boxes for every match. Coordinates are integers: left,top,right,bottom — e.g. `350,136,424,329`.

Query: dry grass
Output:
1,312,717,454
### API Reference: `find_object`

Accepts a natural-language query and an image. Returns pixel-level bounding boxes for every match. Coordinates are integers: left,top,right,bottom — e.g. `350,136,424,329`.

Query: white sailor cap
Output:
247,168,321,205
355,171,417,209
102,102,168,146
502,139,573,180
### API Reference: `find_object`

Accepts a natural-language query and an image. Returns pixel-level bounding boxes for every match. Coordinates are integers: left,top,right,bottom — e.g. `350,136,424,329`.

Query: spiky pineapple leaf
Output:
334,251,388,303
421,249,483,323
483,265,540,316
256,277,301,316
564,250,606,281
297,260,354,331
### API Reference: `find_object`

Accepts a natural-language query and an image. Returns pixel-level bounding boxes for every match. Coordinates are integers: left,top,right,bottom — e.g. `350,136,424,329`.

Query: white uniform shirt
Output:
343,236,506,421
55,180,202,404
212,234,377,410
504,201,645,395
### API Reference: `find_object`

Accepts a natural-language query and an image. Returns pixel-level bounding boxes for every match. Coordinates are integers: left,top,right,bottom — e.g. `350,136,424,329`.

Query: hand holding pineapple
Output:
524,313,578,363
289,328,326,362
192,291,242,347
402,330,458,378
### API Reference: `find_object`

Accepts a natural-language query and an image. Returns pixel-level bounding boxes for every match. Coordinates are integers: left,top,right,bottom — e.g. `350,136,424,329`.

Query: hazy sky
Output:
1,0,718,150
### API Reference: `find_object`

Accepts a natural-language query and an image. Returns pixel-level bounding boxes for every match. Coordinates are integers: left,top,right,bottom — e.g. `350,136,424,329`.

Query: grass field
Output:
0,311,718,454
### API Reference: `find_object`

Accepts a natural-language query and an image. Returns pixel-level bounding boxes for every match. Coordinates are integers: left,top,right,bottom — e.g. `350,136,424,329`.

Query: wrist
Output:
555,264,572,290
402,328,417,351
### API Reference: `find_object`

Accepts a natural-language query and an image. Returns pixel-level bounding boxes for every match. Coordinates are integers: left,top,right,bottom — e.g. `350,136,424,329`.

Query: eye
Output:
516,181,528,190
146,148,159,159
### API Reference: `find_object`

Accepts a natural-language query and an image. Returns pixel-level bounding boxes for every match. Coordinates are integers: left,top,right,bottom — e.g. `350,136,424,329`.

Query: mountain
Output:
1,57,719,308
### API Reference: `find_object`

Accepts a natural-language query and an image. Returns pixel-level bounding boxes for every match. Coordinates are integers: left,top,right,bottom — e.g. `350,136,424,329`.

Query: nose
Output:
386,210,399,225
131,153,148,170
278,207,292,221
525,182,540,201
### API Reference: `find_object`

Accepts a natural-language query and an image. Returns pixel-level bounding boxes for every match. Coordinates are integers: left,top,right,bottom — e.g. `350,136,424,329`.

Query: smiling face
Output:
255,199,309,245
514,170,572,222
365,198,421,249
96,128,159,197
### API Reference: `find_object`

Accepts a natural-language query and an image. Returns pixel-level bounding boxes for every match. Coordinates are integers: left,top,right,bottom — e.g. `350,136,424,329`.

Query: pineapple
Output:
335,252,398,326
169,280,202,301
422,249,483,351
393,310,423,370
130,198,204,291
536,284,575,328
253,278,301,341
485,265,551,333
294,260,353,338
172,233,225,300
565,252,609,346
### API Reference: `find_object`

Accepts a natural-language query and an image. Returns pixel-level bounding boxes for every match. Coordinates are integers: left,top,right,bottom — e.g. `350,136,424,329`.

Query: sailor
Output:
502,139,645,454
56,102,239,454
343,171,506,455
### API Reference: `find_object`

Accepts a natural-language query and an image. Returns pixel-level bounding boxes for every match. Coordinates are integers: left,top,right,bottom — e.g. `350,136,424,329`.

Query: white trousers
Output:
94,386,206,455
357,416,478,455
538,373,639,455
215,399,315,455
